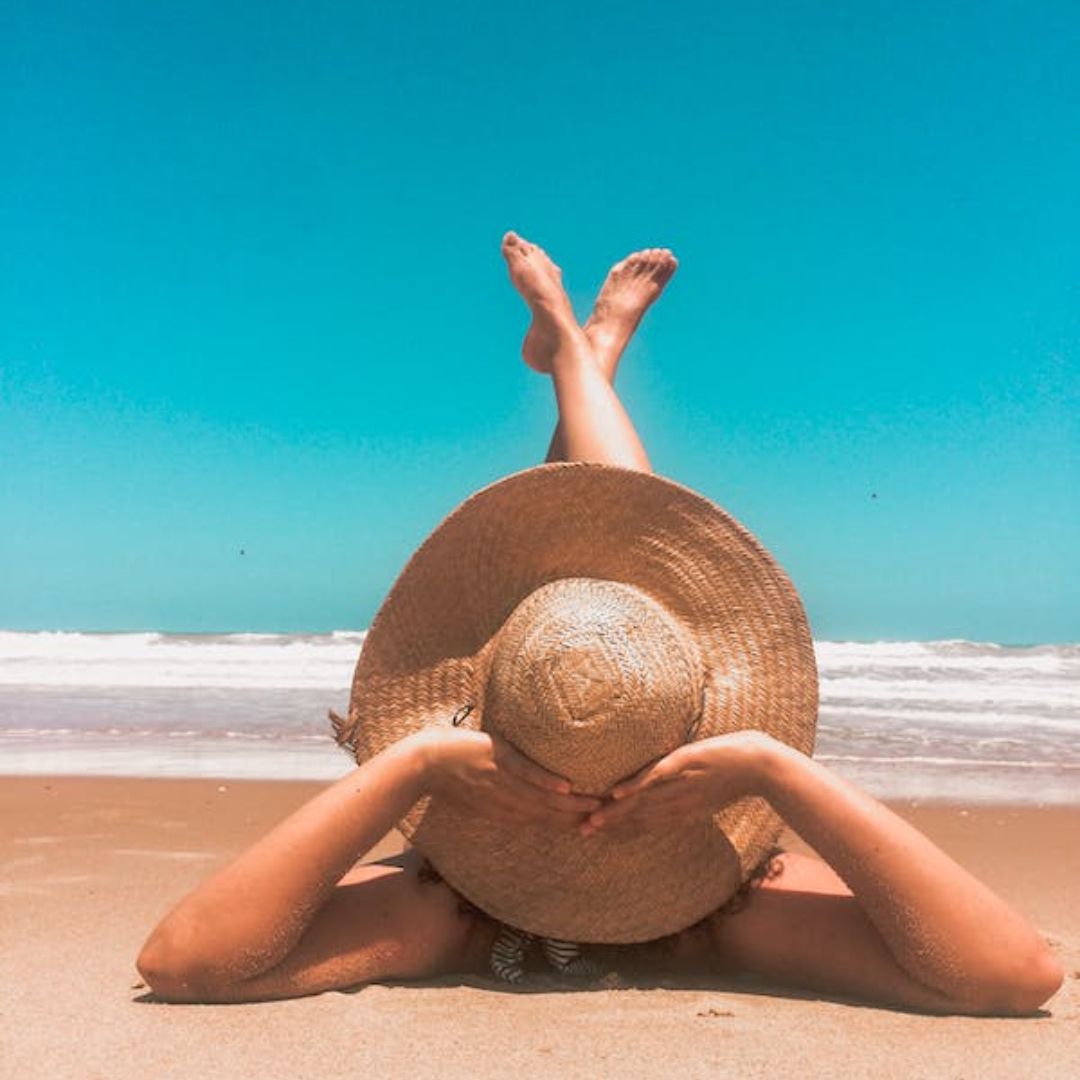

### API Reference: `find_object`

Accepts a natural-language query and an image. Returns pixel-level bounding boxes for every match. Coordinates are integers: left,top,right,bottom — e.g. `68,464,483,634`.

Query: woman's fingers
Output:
604,773,684,819
583,778,712,836
609,764,661,801
610,750,686,800
583,794,639,831
493,738,573,794
528,787,602,813
580,814,647,840
482,781,598,818
491,735,601,814
457,775,597,827
484,793,595,829
499,781,600,822
432,732,601,825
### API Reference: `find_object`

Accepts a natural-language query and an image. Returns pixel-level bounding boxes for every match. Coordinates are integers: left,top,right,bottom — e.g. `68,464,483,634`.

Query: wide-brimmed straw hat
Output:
334,462,817,944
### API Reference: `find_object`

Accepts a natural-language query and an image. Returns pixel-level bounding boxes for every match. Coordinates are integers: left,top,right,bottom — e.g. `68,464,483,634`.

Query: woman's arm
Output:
137,728,598,1000
755,741,1063,1012
586,733,1064,1014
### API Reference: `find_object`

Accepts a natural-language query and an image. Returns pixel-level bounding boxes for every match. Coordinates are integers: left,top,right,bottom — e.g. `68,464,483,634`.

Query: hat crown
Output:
484,578,706,796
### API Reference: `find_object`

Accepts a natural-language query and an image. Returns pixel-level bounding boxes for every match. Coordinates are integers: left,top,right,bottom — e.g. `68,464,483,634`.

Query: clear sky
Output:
2,1,1077,641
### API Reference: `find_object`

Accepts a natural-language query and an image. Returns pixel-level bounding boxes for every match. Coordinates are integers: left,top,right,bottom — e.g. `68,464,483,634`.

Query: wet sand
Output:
2,775,1077,1079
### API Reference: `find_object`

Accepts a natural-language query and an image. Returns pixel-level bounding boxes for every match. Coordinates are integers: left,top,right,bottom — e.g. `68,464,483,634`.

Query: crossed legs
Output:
500,232,677,473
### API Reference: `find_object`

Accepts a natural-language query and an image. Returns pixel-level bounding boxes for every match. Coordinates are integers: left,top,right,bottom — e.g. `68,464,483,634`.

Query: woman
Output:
136,233,1063,1014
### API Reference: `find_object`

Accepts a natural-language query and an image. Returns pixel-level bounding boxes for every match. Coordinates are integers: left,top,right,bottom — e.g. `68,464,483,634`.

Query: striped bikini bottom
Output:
418,845,786,983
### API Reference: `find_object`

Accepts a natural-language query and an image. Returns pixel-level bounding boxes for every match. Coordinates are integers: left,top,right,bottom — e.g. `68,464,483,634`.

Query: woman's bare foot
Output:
503,231,589,374
583,248,678,380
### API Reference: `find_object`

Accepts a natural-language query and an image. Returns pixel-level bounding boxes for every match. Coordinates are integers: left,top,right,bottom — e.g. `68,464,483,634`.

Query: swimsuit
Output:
418,845,786,983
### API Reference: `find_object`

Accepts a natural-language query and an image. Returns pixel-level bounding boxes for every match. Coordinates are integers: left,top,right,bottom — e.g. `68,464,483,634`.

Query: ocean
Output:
0,631,1077,805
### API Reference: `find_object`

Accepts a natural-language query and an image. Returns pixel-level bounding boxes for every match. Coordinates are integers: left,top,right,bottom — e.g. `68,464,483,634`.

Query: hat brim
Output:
336,462,817,943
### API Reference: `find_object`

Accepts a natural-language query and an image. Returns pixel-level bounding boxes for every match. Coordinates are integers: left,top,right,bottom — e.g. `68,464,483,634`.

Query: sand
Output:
2,775,1077,1079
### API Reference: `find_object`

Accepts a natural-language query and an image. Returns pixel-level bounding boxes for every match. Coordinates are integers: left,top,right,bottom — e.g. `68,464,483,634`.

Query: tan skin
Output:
137,233,1064,1014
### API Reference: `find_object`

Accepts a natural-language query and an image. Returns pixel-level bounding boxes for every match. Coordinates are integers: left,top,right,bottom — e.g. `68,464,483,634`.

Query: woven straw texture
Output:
335,462,817,944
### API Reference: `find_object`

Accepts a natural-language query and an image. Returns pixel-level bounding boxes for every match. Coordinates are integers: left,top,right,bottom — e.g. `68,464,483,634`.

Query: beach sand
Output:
2,776,1077,1079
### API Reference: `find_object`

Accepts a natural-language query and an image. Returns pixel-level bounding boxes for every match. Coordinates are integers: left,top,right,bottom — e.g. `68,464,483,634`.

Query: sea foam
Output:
0,631,1076,800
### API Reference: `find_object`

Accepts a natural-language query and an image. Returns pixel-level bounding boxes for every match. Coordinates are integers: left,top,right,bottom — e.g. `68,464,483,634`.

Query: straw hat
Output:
334,461,817,944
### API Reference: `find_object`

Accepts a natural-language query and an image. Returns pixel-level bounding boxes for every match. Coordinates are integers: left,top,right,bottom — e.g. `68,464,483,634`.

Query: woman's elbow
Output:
136,925,223,1003
1002,950,1065,1015
961,948,1065,1017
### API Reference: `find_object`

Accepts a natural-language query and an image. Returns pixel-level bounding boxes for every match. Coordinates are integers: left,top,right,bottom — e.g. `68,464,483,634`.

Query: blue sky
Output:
2,1,1077,641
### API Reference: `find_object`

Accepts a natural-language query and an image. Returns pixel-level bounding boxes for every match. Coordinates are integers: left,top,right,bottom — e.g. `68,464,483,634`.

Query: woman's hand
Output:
580,730,782,837
414,728,603,828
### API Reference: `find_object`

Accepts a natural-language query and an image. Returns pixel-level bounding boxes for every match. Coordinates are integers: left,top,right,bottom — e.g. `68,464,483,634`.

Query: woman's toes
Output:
503,231,532,258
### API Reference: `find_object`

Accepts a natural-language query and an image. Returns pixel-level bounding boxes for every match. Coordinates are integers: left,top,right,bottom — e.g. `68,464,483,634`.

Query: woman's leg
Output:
502,233,676,473
538,248,678,463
